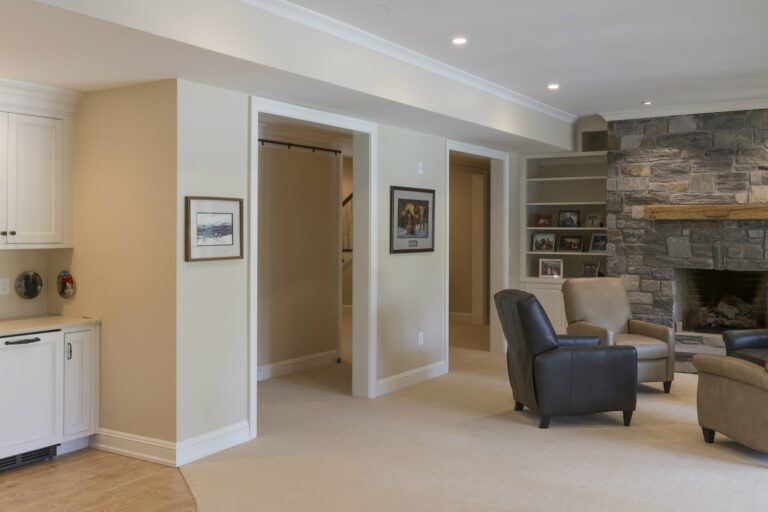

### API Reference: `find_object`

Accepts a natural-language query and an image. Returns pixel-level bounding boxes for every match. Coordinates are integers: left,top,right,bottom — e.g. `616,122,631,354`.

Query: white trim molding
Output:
375,360,448,397
601,98,768,121
0,77,81,117
91,428,177,467
239,0,576,123
257,350,339,381
176,421,250,466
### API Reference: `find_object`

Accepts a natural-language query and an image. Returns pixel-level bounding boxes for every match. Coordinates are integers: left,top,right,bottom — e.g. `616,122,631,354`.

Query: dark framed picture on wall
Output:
390,186,435,253
185,196,244,262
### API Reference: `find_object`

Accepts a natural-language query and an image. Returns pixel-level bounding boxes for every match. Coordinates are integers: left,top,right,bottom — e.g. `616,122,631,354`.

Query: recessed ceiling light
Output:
547,83,560,90
452,37,468,46
643,101,652,105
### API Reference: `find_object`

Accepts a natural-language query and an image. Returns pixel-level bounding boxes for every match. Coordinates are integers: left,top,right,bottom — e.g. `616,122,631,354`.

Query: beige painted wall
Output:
49,80,178,442
258,145,341,366
377,125,446,379
0,251,50,319
176,80,249,441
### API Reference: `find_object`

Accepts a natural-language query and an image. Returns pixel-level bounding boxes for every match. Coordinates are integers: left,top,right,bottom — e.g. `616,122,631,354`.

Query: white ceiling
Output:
288,0,768,117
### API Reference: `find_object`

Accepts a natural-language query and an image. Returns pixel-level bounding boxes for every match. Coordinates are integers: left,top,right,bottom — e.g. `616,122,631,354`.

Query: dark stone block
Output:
690,159,734,173
650,161,691,181
610,120,642,137
690,230,747,243
640,137,656,149
653,269,674,281
656,132,712,150
696,112,746,131
623,192,670,205
753,129,768,146
607,256,626,275
715,172,749,192
726,243,764,260
746,109,768,129
642,119,669,136
682,220,718,229
669,193,735,204
666,236,692,257
622,148,681,163
736,147,768,164
713,130,752,148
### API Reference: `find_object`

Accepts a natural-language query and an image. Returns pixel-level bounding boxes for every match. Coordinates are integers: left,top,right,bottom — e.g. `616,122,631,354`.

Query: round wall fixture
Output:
16,271,43,300
57,270,76,299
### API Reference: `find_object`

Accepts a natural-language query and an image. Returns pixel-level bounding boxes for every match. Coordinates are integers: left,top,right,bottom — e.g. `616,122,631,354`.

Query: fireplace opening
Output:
675,269,768,333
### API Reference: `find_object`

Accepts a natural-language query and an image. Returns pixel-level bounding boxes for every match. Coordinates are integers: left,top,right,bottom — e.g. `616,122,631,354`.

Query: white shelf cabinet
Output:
64,330,96,439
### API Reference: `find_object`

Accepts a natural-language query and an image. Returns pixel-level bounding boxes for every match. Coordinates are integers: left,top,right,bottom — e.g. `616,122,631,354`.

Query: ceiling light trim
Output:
239,0,577,123
602,98,768,121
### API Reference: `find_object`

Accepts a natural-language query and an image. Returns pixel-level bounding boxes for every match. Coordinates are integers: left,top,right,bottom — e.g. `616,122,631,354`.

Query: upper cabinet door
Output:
6,113,63,244
0,113,7,237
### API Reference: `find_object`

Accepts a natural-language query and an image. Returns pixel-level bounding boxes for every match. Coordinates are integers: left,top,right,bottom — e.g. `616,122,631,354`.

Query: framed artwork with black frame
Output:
557,209,580,228
185,196,244,262
390,186,435,253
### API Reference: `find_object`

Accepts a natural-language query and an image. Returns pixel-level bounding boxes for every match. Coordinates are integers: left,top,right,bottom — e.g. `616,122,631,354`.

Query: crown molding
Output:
0,77,81,116
239,0,576,124
601,98,768,121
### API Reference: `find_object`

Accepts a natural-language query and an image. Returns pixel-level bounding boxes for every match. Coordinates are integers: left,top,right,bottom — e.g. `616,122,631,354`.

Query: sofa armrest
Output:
567,321,614,346
693,354,768,392
628,319,673,345
723,329,768,355
556,335,600,347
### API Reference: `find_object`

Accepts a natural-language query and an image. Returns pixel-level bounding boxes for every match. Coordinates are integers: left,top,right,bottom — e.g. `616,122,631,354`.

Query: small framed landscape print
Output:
539,258,563,278
558,235,583,252
589,233,608,252
558,210,580,227
531,232,556,252
390,186,435,253
185,196,243,262
585,213,602,227
582,261,600,277
533,214,553,227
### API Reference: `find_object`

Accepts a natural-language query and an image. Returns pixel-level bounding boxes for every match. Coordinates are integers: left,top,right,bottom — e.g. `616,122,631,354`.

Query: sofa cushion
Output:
615,334,669,360
731,348,768,367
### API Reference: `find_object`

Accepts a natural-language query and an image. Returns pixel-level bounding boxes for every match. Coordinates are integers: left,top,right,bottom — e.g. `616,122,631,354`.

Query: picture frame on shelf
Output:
185,196,243,262
531,232,556,252
589,233,608,252
533,214,553,227
558,236,583,252
390,186,435,254
539,258,563,278
582,261,600,277
557,209,580,228
585,213,603,227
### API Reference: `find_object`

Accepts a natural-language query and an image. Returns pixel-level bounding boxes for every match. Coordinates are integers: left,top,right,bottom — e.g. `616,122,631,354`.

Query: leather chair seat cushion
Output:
731,348,768,367
614,334,669,360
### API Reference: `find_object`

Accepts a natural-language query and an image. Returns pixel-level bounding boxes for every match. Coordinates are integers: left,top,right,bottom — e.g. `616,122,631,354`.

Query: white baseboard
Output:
258,350,338,381
58,436,91,456
176,421,250,466
449,312,472,324
375,360,448,397
91,428,176,466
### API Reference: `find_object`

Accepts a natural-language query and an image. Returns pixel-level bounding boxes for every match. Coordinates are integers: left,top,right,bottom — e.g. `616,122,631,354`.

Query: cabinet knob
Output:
9,231,15,236
0,231,6,236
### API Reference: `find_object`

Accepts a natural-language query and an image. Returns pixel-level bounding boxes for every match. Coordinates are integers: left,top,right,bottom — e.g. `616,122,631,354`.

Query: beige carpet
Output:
181,325,768,512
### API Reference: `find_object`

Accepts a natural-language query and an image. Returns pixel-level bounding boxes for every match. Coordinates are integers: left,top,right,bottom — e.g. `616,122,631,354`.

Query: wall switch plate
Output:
417,162,424,175
418,331,424,346
0,278,9,296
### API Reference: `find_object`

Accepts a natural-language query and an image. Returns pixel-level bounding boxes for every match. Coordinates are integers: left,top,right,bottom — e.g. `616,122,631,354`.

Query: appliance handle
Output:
4,337,41,346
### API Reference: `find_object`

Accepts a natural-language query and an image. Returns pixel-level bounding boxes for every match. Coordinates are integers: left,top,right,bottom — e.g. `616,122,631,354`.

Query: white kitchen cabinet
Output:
521,279,568,334
0,331,64,459
64,330,95,439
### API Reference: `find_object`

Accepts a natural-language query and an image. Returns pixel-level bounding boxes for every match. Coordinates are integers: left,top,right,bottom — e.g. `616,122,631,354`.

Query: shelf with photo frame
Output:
522,151,608,283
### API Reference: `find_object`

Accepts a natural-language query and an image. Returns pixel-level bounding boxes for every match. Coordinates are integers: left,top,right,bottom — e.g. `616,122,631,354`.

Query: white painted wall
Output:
176,80,250,442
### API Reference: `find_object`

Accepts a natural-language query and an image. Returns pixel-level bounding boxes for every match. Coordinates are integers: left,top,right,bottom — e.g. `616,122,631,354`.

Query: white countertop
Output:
0,315,100,337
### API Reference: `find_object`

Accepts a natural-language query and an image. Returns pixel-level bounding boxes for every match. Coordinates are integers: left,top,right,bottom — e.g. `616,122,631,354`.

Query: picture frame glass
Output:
186,197,243,261
390,187,435,253
532,232,556,251
557,236,583,252
558,210,580,227
539,259,563,278
590,234,608,252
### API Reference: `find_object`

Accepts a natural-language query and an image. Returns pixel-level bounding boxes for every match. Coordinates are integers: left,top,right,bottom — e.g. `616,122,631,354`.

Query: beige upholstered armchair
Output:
562,277,675,393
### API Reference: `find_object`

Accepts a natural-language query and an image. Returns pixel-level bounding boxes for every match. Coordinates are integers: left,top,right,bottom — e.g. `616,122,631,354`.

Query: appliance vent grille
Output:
0,445,57,473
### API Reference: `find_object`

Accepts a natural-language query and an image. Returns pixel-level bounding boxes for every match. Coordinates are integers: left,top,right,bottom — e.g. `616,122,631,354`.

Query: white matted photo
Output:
185,196,243,261
539,258,563,278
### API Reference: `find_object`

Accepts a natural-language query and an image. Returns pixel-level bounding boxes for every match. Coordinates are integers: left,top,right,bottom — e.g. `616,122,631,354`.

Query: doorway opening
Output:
448,151,491,352
256,113,354,393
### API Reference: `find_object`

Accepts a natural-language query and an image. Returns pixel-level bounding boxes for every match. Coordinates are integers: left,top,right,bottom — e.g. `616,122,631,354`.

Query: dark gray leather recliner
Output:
724,329,768,366
494,289,638,428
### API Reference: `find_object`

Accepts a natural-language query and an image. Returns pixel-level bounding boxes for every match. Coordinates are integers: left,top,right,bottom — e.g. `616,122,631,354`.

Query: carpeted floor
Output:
181,324,768,512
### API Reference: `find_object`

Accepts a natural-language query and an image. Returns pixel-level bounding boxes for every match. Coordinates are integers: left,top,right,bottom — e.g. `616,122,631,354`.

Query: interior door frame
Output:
445,141,510,355
248,97,379,439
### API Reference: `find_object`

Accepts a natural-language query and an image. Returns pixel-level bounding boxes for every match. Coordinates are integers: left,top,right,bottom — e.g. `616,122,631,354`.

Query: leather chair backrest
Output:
494,290,559,409
563,277,632,334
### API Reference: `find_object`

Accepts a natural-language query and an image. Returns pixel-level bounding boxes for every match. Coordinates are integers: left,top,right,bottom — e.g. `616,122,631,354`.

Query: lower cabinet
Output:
521,279,568,334
64,330,95,439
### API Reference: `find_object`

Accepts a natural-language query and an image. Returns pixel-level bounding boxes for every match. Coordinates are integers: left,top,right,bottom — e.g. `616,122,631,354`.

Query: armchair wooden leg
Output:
702,427,716,444
514,401,524,411
539,416,551,429
663,381,672,393
623,410,633,427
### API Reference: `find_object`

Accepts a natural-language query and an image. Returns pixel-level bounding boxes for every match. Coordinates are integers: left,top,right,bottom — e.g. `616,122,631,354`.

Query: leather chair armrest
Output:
693,354,768,392
628,319,673,345
556,335,600,347
723,329,768,355
567,321,614,346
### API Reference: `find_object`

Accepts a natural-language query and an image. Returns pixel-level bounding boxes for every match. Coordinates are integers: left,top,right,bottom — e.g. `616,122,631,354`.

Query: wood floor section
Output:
0,449,196,512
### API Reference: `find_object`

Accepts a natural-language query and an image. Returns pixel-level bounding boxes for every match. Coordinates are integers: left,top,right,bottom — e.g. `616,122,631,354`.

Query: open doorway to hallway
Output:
448,151,491,352
257,113,354,393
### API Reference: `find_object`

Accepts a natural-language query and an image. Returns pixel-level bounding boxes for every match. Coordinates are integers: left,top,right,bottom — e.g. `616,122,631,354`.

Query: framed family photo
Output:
531,232,556,252
390,186,435,253
557,235,583,252
185,196,244,262
589,233,608,252
558,210,580,227
539,258,563,278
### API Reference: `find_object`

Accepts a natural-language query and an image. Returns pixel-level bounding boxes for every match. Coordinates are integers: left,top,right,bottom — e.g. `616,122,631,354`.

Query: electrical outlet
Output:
0,278,9,296
418,331,424,346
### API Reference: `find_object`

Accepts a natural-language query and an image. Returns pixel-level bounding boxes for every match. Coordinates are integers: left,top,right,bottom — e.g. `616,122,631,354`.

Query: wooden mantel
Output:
643,204,768,220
